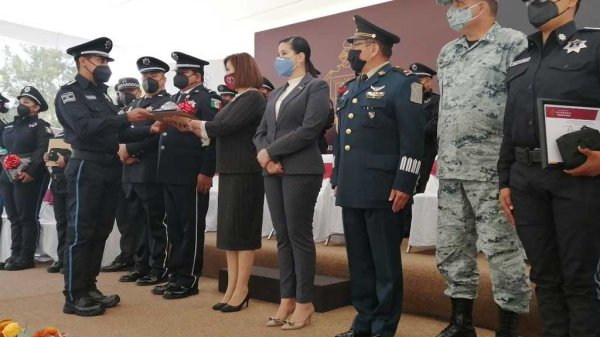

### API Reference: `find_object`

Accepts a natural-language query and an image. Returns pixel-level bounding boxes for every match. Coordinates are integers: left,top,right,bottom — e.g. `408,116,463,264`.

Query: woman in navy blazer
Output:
254,36,330,330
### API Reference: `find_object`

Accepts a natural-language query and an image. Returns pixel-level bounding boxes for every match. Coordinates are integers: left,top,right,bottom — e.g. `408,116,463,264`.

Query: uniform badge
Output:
410,82,423,104
558,33,566,42
24,86,31,93
171,52,179,61
85,95,97,100
29,122,38,128
564,39,588,54
366,85,385,100
142,58,151,65
509,57,531,67
210,98,222,111
368,111,375,119
105,40,112,50
61,92,76,104
377,70,386,77
411,64,418,71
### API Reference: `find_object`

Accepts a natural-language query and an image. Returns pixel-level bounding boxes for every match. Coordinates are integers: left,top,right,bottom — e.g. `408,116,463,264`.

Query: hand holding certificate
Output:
537,99,600,168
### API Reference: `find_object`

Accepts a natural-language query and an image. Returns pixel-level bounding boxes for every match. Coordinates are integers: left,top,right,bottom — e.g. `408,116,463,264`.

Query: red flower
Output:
338,85,348,96
3,154,21,170
178,100,196,115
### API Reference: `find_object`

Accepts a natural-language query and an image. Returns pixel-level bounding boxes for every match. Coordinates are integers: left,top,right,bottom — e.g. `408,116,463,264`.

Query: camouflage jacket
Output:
437,23,527,182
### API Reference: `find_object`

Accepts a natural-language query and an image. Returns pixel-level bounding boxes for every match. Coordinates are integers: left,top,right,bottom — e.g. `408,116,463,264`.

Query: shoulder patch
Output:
61,92,76,104
210,98,222,111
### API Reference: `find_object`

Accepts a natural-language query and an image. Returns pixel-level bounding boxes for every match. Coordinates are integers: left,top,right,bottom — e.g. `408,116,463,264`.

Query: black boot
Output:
4,257,35,271
436,298,477,337
496,306,519,337
88,289,120,308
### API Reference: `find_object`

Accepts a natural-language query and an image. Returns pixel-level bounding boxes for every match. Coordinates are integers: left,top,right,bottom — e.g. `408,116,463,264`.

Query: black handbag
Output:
556,126,600,169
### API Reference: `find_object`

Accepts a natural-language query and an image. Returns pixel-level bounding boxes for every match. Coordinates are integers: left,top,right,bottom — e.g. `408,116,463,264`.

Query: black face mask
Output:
347,49,367,73
527,0,567,28
174,73,194,90
118,93,136,107
0,105,8,114
86,60,112,83
17,104,31,117
142,78,161,94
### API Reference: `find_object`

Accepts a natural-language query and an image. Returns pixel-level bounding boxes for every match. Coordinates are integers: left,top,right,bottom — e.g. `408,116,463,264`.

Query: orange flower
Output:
31,327,62,337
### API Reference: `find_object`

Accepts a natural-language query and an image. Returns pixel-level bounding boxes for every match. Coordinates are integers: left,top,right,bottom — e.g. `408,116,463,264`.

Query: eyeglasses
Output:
350,41,374,50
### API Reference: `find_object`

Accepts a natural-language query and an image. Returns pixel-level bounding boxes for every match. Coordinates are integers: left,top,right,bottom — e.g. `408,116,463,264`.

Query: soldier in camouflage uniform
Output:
434,1,531,337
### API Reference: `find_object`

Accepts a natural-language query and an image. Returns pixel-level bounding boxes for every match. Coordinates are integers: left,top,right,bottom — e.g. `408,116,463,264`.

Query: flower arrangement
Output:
0,320,64,337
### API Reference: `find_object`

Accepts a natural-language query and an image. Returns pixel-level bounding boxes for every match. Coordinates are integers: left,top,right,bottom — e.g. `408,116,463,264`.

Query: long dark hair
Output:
278,36,320,78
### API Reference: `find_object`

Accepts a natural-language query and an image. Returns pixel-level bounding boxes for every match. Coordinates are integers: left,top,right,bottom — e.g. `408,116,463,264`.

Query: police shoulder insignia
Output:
61,92,76,104
410,82,423,104
392,66,412,76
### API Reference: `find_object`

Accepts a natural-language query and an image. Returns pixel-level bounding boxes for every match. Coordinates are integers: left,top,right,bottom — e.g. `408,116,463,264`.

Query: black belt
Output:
515,147,541,166
71,150,119,165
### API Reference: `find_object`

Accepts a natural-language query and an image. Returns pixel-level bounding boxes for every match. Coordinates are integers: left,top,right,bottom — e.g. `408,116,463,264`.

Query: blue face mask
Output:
447,2,482,32
274,55,297,77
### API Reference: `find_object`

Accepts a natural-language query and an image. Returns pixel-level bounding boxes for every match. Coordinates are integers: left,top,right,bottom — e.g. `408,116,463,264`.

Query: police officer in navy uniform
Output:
101,77,143,273
498,1,600,336
55,37,155,316
150,51,219,299
118,57,171,286
44,132,71,274
410,62,440,194
331,16,425,337
0,86,52,271
217,84,236,105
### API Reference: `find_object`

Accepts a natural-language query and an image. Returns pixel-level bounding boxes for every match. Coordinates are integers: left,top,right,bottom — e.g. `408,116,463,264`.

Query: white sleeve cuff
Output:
200,121,210,147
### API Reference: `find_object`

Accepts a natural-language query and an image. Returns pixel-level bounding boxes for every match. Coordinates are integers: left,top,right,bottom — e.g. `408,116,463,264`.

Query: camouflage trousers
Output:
436,179,531,314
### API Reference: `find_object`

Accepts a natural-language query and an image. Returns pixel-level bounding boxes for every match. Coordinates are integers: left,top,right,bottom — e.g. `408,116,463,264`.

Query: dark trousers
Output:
510,162,600,337
52,190,68,265
114,186,136,263
342,207,404,337
264,175,321,304
123,182,168,274
0,174,49,260
164,184,207,289
63,159,121,301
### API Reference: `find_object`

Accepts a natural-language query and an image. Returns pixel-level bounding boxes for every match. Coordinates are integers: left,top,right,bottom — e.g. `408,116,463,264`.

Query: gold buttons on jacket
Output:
345,129,352,135
344,145,351,151
348,113,355,119
352,98,358,104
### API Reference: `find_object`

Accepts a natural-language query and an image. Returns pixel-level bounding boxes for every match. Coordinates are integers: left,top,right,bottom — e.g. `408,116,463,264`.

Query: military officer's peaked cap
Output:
436,0,498,5
66,37,114,62
217,85,236,96
346,15,400,46
409,63,437,77
137,56,170,74
262,77,275,91
17,86,48,112
116,77,140,92
0,93,8,104
171,51,209,71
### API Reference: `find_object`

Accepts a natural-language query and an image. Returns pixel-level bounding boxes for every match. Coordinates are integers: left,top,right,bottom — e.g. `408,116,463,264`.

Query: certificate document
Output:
537,99,600,167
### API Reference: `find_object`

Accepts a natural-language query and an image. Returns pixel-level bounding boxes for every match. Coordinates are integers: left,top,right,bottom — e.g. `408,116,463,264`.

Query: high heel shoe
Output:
281,313,312,330
212,302,227,310
220,294,250,313
266,308,294,327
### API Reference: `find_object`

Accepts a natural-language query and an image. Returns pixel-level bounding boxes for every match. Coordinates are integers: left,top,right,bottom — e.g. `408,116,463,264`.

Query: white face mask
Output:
447,2,483,32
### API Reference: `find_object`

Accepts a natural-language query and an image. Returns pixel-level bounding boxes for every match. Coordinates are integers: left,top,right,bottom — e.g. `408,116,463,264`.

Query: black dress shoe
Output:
336,329,372,337
136,271,168,286
47,261,63,273
88,289,120,308
220,295,250,313
212,302,227,310
152,282,177,295
163,285,199,299
4,257,34,271
63,296,105,316
100,260,134,272
0,262,5,270
119,270,146,282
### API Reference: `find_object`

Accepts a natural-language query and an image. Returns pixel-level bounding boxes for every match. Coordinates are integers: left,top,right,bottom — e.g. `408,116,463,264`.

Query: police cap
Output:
66,37,114,62
17,86,48,112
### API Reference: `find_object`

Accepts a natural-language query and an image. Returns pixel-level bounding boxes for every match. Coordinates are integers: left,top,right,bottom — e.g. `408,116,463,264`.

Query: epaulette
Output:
61,80,76,88
392,66,413,77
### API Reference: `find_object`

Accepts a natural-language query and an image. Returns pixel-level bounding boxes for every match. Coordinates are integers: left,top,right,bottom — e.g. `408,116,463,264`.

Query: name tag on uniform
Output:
510,57,531,67
366,91,385,99
85,95,97,100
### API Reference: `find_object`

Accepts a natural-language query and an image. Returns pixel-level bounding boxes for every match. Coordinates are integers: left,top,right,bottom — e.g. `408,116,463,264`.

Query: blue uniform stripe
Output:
67,160,85,301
